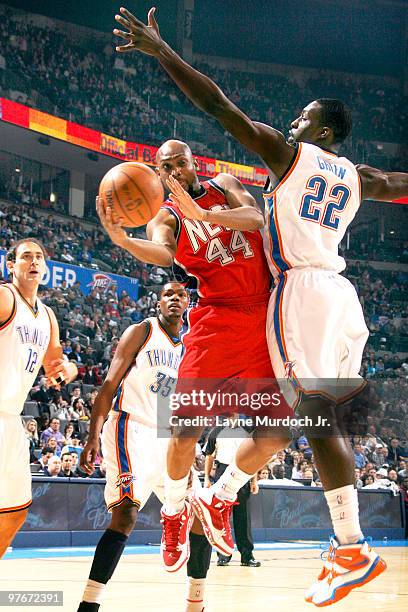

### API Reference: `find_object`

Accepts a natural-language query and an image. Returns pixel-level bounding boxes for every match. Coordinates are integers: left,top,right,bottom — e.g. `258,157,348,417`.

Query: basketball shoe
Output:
190,488,235,556
304,541,335,603
160,500,194,572
308,536,387,607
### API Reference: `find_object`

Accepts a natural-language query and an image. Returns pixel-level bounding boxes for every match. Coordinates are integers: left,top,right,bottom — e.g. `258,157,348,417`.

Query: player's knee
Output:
110,502,138,535
252,435,290,459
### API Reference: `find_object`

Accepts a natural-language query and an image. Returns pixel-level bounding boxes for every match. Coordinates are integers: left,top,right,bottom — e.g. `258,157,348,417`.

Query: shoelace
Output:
161,514,183,552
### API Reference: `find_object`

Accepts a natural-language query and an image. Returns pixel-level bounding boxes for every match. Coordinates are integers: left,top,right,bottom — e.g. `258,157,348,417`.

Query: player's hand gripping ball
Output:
99,162,164,227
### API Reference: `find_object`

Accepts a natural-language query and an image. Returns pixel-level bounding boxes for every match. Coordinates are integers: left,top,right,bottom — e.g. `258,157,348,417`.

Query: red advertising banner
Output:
0,97,405,198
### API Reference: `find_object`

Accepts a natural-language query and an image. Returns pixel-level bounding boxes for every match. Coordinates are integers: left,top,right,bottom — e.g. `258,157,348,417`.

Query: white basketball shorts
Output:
0,412,32,513
267,269,369,407
102,411,170,512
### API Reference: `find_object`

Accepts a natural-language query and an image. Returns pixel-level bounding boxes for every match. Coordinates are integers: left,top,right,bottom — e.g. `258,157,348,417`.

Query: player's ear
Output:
6,260,14,276
193,157,199,171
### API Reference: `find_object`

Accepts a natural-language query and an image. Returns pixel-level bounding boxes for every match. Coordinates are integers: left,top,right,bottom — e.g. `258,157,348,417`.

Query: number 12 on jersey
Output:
25,348,38,373
299,176,351,230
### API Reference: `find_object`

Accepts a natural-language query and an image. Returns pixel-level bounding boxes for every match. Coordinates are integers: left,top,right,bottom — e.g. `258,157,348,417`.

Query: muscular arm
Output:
166,173,264,230
357,164,408,202
119,210,177,266
114,8,294,176
87,322,150,442
97,197,177,266
204,174,264,230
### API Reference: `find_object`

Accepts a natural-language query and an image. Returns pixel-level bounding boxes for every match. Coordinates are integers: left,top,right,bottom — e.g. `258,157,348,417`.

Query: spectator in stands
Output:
40,417,66,449
353,444,367,469
68,342,84,363
72,398,90,421
355,468,364,489
49,394,71,420
362,474,375,486
79,361,102,386
45,455,62,477
24,418,39,449
271,464,299,486
45,436,61,457
68,386,82,405
61,433,83,459
257,467,271,481
369,444,385,467
30,375,53,413
388,438,408,466
59,452,77,477
387,469,398,483
292,459,309,479
64,423,75,444
38,446,55,470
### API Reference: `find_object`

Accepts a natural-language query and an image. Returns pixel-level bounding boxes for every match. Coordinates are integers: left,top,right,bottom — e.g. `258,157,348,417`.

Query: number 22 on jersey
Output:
299,176,351,230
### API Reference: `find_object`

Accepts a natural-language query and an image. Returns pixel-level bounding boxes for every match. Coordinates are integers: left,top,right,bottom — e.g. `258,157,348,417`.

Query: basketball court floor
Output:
1,541,407,611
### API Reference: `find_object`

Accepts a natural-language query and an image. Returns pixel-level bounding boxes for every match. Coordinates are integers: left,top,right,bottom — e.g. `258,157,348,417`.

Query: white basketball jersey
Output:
112,317,183,427
263,142,361,278
0,284,51,415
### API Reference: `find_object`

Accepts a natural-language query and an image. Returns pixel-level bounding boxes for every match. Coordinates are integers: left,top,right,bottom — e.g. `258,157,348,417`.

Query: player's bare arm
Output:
96,196,176,266
81,321,151,474
113,7,294,175
42,306,78,386
0,284,15,325
167,173,263,231
356,164,408,202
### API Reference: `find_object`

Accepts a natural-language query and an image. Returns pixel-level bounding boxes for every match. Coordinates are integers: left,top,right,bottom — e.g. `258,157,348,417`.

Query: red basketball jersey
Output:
162,179,271,300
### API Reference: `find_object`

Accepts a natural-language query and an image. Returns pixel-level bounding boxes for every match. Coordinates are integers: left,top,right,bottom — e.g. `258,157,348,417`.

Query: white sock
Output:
185,577,206,612
164,473,189,515
83,579,105,604
211,461,252,502
324,485,364,545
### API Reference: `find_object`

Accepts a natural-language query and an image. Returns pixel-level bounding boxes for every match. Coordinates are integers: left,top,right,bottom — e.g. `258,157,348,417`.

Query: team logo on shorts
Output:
285,360,296,379
116,472,136,489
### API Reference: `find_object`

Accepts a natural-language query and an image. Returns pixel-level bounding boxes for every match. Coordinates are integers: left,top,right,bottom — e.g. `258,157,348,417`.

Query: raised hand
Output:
96,196,128,247
166,175,206,221
113,6,163,56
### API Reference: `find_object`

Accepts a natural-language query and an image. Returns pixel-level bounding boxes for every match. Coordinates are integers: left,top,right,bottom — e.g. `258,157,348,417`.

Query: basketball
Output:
99,162,164,227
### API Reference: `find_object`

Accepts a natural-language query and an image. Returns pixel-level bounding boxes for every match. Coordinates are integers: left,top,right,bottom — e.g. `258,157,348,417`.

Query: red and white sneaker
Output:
160,500,194,573
309,537,387,607
190,488,235,556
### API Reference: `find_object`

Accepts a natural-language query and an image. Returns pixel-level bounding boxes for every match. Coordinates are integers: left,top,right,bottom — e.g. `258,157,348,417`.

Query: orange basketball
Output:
99,162,164,227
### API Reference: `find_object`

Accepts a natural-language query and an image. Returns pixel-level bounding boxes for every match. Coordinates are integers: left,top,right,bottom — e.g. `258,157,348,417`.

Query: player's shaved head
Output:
156,140,193,164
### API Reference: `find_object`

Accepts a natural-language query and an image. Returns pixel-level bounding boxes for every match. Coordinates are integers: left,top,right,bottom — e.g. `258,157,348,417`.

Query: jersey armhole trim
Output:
161,205,181,242
137,320,153,356
208,179,226,195
0,284,17,331
265,143,302,196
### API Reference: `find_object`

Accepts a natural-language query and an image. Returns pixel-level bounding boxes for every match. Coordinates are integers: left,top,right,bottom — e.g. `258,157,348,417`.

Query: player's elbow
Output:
251,213,264,230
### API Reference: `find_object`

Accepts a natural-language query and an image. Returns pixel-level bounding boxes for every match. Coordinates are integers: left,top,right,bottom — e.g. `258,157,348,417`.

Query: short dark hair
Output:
316,98,352,144
42,446,54,455
6,238,48,262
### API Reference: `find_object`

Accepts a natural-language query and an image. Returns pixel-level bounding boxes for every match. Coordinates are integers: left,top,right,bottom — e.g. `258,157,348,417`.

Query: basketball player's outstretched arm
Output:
113,7,294,177
356,165,408,201
96,196,177,266
81,322,150,474
167,174,264,230
42,307,78,387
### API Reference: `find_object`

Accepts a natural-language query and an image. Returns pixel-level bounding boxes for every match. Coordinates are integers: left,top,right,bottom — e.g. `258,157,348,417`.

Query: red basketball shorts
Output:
175,294,291,419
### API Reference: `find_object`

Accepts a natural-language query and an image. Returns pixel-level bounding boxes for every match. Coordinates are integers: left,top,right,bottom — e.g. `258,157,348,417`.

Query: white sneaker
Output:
310,537,387,607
